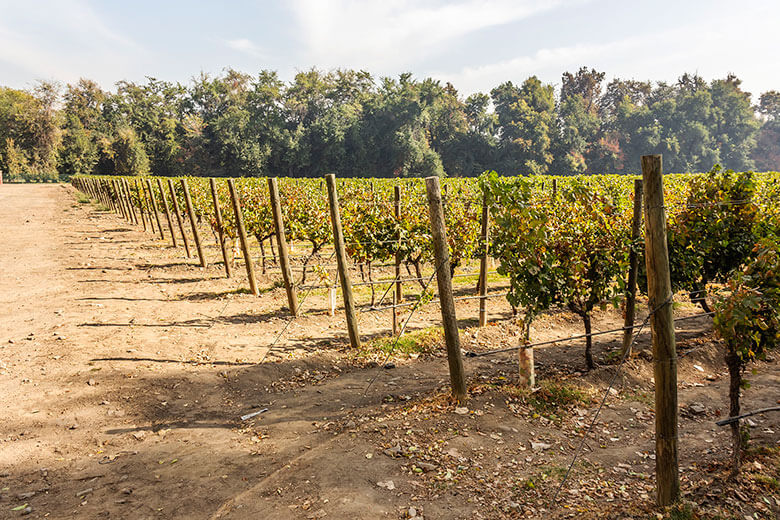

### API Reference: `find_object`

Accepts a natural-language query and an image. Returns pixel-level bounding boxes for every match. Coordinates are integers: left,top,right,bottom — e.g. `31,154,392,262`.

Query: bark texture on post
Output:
325,174,361,349
518,346,535,388
425,176,467,403
642,154,679,507
227,179,258,296
210,178,232,278
181,178,206,267
268,178,299,316
478,190,490,327
157,178,177,247
168,179,191,258
621,179,643,354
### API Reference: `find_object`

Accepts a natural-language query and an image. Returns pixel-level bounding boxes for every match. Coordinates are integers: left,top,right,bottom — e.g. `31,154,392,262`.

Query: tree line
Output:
1,67,779,181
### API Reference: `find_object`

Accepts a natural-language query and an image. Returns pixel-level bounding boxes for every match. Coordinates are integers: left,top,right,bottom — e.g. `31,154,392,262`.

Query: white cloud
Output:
226,38,264,57
436,3,780,97
0,0,140,88
289,0,581,71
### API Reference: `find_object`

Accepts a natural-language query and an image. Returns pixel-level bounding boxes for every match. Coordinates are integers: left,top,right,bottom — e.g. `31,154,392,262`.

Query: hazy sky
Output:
1,0,778,98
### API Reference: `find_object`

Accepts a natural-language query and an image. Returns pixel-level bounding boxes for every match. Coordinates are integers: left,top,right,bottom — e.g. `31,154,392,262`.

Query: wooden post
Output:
425,176,467,403
181,178,206,268
123,178,139,225
268,178,299,316
394,185,403,303
168,179,192,258
392,291,399,336
145,179,165,240
642,154,679,507
141,180,156,233
325,174,360,349
120,180,134,223
113,180,128,220
135,180,148,232
210,178,232,278
478,190,490,327
552,177,558,199
157,178,178,247
227,179,258,296
621,179,643,355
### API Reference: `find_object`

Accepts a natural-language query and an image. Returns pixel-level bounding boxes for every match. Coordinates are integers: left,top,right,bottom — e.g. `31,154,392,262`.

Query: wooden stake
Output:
642,154,679,507
141,180,156,233
227,179,258,296
268,178,299,316
210,178,232,278
325,174,360,349
135,180,148,232
168,179,191,258
181,178,206,268
394,185,403,303
145,179,165,240
123,178,139,225
478,189,490,327
621,179,643,354
392,291,398,336
113,180,128,220
157,178,177,247
425,176,467,403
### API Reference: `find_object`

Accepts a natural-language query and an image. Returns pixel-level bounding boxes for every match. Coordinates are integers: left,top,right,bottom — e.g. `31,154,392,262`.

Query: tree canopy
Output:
1,67,777,181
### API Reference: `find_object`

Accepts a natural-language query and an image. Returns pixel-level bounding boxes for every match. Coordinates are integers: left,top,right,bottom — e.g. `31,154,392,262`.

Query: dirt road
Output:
0,184,778,519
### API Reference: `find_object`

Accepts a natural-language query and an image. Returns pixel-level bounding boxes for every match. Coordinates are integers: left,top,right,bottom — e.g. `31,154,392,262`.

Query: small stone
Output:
377,480,395,490
21,506,32,515
688,403,706,415
408,506,417,518
121,487,132,495
454,407,469,415
18,491,36,499
87,379,96,386
417,462,436,472
530,441,552,451
68,424,78,430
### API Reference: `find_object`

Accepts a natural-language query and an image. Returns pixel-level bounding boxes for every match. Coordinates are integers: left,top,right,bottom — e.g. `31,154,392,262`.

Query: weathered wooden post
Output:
478,190,490,327
135,180,149,232
157,178,178,247
141,180,157,233
642,154,679,506
123,178,139,225
325,174,360,349
145,179,165,240
227,179,258,296
268,178,299,316
621,179,643,355
210,178,232,278
394,185,403,303
425,176,467,403
168,179,192,258
180,178,206,268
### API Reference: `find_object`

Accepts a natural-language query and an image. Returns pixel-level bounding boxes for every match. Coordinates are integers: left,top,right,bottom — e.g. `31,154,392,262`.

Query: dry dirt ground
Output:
1,183,779,520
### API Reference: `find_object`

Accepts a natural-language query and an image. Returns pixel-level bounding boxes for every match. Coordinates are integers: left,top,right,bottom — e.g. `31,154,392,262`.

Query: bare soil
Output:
0,183,778,519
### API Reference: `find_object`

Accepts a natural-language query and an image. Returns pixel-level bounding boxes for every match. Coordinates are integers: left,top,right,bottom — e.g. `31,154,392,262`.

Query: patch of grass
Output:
359,327,444,359
75,191,91,204
754,474,779,490
664,502,698,520
528,379,589,415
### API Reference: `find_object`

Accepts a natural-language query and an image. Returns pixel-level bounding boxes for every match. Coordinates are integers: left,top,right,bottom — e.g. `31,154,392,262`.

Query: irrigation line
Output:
465,310,713,358
548,294,673,509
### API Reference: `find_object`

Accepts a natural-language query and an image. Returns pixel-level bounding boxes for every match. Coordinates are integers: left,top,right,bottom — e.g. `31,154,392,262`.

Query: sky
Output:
1,0,778,99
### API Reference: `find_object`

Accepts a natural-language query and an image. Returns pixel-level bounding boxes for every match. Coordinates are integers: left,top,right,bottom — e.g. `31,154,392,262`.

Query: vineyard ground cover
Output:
0,184,778,519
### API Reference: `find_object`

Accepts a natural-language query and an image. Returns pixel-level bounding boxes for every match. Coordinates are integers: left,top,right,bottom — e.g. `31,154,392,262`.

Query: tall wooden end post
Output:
227,179,258,296
425,176,467,403
642,154,679,507
325,174,360,349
